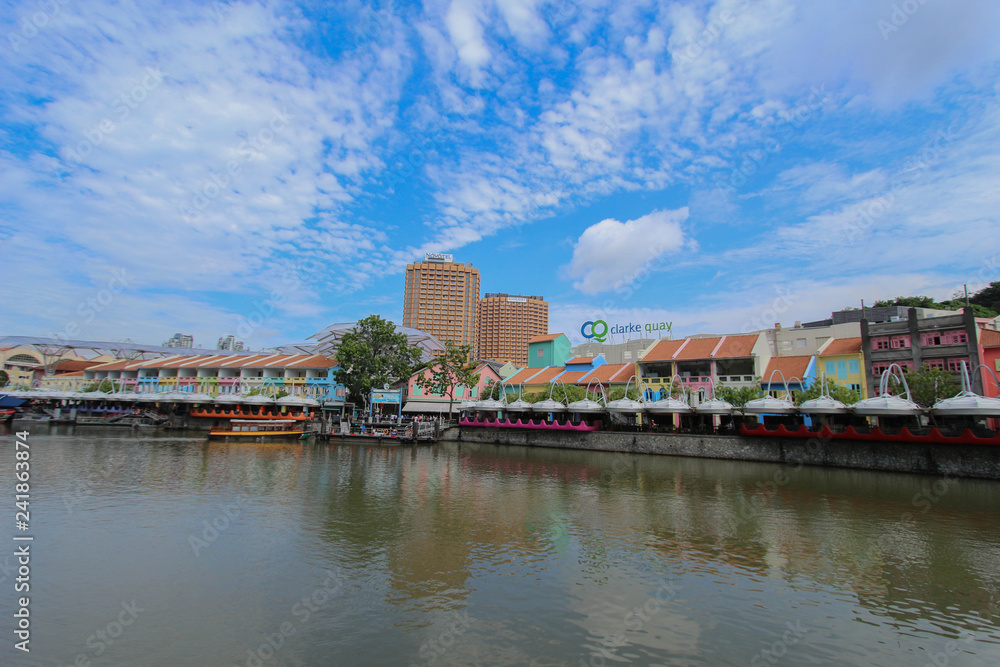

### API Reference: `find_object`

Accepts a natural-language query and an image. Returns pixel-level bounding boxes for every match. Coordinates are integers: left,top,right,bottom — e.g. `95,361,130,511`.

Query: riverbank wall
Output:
443,427,1000,480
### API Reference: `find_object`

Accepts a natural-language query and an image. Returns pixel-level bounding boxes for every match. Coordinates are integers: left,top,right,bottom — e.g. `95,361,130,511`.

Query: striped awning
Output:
402,401,455,413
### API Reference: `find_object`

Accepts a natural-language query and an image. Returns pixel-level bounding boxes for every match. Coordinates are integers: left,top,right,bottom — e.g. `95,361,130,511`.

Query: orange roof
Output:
820,337,863,356
714,334,759,358
980,328,1000,347
640,339,685,362
527,333,563,343
565,356,596,365
524,366,567,385
53,371,86,377
285,355,338,368
583,363,635,383
559,370,590,384
762,356,813,382
87,359,140,371
503,367,545,385
674,337,720,360
53,360,101,373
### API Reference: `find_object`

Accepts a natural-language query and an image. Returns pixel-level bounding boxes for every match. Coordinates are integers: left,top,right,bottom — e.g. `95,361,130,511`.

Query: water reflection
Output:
0,427,998,666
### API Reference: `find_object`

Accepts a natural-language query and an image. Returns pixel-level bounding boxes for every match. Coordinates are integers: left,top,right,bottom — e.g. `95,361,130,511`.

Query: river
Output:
1,426,999,666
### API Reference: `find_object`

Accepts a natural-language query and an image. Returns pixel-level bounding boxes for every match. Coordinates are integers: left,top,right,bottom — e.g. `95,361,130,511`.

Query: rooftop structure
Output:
476,292,548,366
402,255,480,349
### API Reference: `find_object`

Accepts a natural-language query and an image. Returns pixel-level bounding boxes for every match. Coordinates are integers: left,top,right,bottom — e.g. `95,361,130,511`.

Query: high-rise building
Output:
476,293,548,366
402,254,480,349
217,334,245,351
163,333,194,348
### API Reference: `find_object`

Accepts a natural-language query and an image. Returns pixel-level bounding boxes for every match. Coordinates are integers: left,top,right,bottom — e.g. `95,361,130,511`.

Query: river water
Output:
1,426,999,666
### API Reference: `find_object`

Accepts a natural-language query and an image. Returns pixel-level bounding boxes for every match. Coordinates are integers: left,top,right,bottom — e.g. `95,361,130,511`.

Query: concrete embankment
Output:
442,427,1000,481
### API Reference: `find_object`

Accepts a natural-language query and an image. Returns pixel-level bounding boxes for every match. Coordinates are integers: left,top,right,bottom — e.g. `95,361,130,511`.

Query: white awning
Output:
402,401,455,413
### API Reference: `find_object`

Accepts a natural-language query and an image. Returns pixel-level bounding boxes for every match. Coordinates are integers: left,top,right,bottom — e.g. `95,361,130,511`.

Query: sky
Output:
2,0,999,351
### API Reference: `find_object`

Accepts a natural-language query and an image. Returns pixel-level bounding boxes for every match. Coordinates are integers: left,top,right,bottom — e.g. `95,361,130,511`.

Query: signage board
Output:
424,253,453,263
371,390,402,404
507,296,527,303
581,319,672,342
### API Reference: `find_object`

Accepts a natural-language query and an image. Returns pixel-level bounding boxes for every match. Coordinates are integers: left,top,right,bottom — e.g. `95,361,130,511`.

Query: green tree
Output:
0,370,8,387
970,281,1000,314
792,377,860,406
415,340,480,418
84,379,115,393
607,386,641,401
888,366,960,408
333,315,421,414
714,381,763,407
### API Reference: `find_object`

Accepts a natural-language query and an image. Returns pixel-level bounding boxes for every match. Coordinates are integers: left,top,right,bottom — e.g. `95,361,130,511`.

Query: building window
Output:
825,361,835,376
848,359,859,374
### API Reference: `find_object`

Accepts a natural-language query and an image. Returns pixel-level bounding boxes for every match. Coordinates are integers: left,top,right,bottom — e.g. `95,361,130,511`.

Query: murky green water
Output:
1,426,999,666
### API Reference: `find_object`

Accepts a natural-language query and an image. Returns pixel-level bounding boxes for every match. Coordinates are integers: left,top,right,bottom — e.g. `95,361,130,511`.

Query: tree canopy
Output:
887,366,960,408
714,381,763,407
0,370,8,387
792,377,861,406
332,315,421,412
415,340,480,418
863,282,1000,318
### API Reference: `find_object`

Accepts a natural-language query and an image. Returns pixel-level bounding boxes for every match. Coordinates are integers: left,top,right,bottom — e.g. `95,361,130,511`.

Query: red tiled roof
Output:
524,366,567,385
527,333,563,343
503,367,545,385
714,334,759,358
640,339,685,362
559,370,590,384
762,356,813,382
980,328,1000,347
820,337,863,356
565,356,596,365
53,360,101,374
674,337,721,360
583,363,635,383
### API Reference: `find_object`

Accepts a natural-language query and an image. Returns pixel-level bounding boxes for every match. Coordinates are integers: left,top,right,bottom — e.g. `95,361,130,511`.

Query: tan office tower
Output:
476,293,548,366
402,254,480,349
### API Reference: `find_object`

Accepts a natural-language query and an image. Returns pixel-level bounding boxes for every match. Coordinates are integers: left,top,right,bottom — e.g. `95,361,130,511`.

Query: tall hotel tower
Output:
476,293,548,366
403,254,480,349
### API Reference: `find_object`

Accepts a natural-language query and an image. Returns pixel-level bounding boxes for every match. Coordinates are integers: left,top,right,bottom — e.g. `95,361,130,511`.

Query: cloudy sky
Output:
2,0,999,349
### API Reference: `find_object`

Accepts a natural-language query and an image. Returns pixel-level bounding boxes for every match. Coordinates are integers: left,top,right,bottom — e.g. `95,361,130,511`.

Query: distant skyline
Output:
2,0,999,348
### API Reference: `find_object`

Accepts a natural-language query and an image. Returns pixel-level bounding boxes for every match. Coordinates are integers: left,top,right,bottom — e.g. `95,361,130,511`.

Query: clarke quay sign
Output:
581,319,672,343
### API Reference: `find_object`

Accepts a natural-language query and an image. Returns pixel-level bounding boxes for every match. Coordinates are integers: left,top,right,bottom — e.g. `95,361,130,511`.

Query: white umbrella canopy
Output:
853,365,922,416
531,398,567,413
276,394,312,407
931,362,1000,417
646,396,692,414
694,398,734,415
605,377,645,413
566,398,606,413
742,396,798,415
798,394,851,414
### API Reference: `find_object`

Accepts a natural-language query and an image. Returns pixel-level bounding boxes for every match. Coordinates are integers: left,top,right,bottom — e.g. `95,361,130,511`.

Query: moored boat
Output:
208,419,305,440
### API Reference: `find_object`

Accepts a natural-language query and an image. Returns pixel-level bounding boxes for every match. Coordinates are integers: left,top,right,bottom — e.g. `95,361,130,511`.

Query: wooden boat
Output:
208,419,305,440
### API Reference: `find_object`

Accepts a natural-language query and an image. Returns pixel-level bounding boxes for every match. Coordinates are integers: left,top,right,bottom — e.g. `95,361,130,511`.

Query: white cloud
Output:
445,0,491,83
566,208,689,295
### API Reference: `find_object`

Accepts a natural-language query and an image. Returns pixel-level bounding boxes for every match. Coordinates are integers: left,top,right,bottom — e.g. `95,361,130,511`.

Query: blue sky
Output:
2,0,999,349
